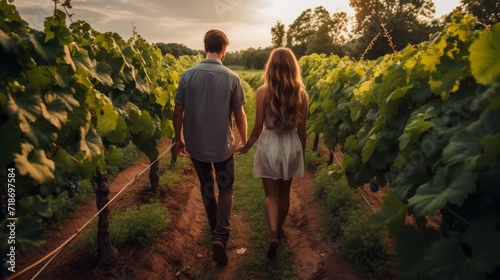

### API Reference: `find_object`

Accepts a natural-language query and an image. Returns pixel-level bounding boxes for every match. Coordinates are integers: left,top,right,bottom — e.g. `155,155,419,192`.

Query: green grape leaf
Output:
42,93,67,129
28,33,49,63
62,44,76,71
399,113,435,150
429,64,463,98
79,123,103,158
155,85,171,107
469,23,500,84
57,90,80,112
410,109,500,216
93,61,113,86
112,76,125,91
463,216,500,275
395,225,436,280
43,15,56,42
442,130,480,165
131,110,155,139
72,46,95,73
476,134,500,169
135,137,159,159
394,146,412,168
13,143,55,184
379,64,409,102
29,34,65,64
104,116,128,143
24,119,58,150
309,100,318,114
105,145,121,166
14,216,47,251
487,87,500,110
409,162,477,218
443,109,500,166
0,122,21,166
423,218,500,280
386,85,413,103
7,92,42,123
18,195,52,218
423,231,471,280
135,73,149,93
371,190,407,236
121,67,134,84
361,132,380,163
94,32,119,52
161,119,174,138
74,152,106,179
53,148,79,173
47,64,71,88
96,100,119,135
27,66,53,91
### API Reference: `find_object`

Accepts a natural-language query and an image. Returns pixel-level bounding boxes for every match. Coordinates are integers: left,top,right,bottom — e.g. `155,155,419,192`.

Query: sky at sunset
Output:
14,0,461,51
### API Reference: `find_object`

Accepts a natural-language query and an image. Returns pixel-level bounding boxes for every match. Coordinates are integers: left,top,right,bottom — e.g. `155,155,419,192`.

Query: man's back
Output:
175,59,245,162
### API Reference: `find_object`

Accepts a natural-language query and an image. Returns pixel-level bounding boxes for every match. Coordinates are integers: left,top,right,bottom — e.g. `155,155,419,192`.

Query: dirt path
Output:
285,170,368,280
13,140,369,280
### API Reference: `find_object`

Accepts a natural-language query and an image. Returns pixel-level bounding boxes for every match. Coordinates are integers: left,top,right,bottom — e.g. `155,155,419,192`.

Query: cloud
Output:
14,0,275,50
14,0,460,50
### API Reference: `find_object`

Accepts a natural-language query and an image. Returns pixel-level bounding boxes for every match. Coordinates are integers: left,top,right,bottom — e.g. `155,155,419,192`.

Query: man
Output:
173,29,247,265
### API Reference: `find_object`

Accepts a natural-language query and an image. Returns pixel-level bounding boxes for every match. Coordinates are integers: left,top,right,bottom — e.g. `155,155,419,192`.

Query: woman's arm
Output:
237,87,265,154
297,90,309,158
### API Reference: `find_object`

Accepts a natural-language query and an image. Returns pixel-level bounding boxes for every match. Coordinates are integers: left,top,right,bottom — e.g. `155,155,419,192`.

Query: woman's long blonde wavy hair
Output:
263,47,305,131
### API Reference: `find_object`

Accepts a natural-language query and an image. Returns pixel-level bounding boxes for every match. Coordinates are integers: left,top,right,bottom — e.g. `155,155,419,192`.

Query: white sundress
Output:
253,112,304,181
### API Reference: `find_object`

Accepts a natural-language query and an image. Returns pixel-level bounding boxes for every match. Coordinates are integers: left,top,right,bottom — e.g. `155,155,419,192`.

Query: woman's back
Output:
259,86,307,132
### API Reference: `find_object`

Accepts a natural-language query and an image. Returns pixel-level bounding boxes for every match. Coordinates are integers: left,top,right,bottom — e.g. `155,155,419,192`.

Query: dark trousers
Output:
191,155,234,244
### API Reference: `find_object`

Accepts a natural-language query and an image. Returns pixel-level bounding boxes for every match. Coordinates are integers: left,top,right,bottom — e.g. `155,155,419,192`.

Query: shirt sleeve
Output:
174,74,185,105
230,77,246,108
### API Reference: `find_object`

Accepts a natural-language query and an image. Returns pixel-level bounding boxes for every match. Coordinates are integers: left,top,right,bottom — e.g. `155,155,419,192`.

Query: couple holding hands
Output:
173,29,308,265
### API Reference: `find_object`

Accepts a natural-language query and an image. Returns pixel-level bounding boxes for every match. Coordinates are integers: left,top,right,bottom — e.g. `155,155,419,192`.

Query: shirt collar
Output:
201,58,223,65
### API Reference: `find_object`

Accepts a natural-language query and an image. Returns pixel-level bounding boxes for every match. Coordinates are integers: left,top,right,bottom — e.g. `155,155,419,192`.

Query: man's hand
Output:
175,139,186,157
235,142,250,155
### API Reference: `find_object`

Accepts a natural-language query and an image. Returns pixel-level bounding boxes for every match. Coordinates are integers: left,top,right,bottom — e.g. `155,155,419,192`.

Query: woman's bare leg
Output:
263,178,281,258
263,178,280,234
277,178,292,232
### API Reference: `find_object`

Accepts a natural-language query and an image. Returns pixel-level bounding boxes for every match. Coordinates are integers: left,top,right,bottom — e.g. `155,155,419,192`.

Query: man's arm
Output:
173,104,186,156
232,106,247,147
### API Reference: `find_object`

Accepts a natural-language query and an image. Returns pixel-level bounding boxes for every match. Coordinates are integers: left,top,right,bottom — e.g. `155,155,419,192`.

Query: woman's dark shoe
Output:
267,231,280,259
277,227,285,241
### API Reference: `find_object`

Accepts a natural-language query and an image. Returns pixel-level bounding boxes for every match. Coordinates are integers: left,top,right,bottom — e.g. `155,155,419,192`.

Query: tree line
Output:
157,0,498,69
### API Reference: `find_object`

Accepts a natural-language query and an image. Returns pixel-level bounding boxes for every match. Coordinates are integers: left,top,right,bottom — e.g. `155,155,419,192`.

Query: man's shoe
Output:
212,240,228,265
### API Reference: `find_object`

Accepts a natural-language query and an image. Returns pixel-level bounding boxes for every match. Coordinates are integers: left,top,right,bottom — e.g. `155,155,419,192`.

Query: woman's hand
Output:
236,143,250,155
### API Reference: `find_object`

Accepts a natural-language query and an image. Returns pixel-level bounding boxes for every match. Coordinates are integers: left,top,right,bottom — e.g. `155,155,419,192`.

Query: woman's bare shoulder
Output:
256,85,267,93
256,86,268,97
300,88,309,99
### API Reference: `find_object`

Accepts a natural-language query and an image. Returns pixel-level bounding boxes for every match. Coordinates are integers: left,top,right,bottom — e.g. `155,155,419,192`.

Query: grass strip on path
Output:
227,76,297,278
232,146,296,279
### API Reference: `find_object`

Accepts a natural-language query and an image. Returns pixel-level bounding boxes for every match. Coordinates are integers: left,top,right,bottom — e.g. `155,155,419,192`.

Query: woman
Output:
237,47,309,258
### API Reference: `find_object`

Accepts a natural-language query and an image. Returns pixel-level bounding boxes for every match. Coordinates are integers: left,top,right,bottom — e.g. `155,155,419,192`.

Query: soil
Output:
13,139,381,280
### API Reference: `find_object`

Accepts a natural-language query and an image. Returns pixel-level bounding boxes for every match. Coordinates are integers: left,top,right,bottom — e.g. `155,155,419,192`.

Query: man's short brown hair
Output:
204,29,229,53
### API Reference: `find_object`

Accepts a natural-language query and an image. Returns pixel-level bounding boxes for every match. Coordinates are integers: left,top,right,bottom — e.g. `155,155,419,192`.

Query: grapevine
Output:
301,13,500,279
0,0,198,271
